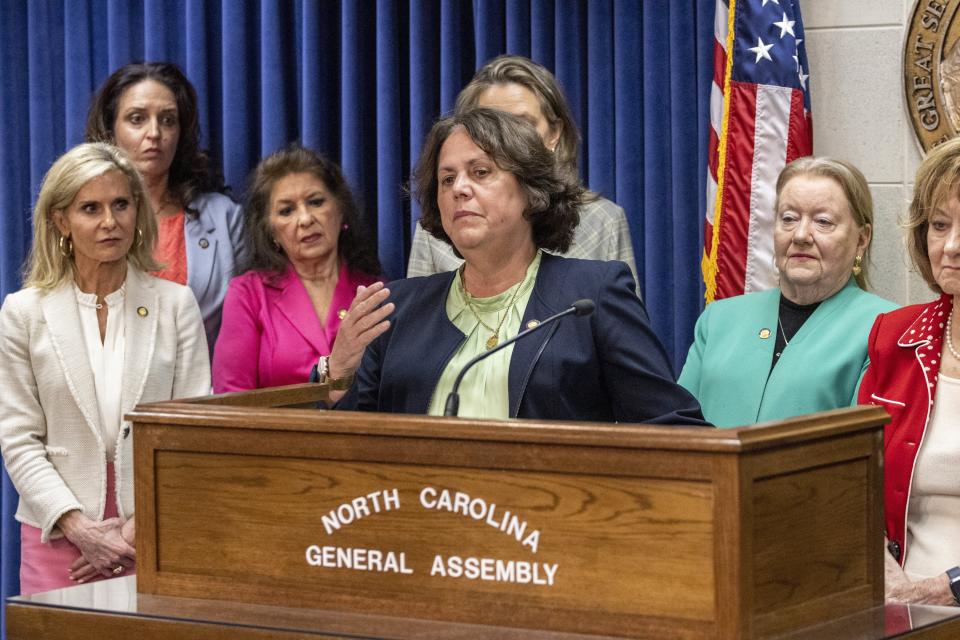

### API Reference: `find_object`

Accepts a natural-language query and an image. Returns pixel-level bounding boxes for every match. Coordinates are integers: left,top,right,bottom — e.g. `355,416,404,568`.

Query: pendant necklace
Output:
775,315,790,358
461,266,524,350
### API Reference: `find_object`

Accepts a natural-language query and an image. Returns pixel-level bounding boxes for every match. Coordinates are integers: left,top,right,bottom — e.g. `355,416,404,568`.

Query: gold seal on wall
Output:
905,0,960,151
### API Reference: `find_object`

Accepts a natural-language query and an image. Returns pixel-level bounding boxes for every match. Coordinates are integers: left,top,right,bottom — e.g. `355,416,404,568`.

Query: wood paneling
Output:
154,452,716,623
753,461,870,611
187,383,329,408
127,396,892,638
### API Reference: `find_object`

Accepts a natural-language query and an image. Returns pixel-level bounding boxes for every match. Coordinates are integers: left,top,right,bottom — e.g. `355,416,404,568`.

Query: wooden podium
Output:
11,385,960,639
129,385,886,639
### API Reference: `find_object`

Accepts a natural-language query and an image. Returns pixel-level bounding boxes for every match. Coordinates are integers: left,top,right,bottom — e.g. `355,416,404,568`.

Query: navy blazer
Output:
340,254,707,425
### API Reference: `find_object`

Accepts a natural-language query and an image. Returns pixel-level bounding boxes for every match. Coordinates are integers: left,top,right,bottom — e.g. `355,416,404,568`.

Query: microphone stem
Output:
444,305,578,416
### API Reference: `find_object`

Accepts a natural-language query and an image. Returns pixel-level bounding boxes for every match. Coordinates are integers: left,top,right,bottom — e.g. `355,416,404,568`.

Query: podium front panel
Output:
130,401,888,638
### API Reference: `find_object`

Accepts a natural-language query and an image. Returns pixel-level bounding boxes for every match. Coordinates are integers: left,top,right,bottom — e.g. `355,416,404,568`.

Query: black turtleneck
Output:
771,294,821,370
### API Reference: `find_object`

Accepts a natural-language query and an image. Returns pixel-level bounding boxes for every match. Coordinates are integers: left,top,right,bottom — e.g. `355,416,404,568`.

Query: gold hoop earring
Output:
852,255,863,277
135,228,144,248
58,235,73,257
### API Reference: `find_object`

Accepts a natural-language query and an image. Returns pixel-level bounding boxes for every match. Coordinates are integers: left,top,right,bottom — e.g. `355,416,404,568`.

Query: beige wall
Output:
804,0,933,305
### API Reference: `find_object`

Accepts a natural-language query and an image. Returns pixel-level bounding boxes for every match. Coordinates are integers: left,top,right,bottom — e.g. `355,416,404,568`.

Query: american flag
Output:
702,0,813,303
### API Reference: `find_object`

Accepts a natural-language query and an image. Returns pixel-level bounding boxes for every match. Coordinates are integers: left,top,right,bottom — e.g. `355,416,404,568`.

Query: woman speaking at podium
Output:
327,108,705,425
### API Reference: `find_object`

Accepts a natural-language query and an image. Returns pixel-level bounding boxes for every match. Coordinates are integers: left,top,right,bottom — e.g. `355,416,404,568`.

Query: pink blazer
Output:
212,263,379,392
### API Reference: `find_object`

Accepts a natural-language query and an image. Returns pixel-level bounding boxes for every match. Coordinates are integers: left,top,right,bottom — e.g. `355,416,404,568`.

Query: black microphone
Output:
443,299,595,417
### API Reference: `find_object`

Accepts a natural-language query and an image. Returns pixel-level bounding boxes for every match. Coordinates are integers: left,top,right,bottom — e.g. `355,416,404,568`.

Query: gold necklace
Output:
460,266,524,350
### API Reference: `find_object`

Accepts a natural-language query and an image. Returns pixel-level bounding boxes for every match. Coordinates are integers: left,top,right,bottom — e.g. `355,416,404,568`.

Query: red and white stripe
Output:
703,0,727,248
703,0,813,302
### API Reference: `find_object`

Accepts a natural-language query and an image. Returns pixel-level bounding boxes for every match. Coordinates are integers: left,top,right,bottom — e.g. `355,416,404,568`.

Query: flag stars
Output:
773,13,795,38
761,0,781,6
798,67,809,89
748,37,774,63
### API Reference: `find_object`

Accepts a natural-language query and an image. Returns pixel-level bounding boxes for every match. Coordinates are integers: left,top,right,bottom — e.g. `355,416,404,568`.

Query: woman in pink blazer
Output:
213,146,387,392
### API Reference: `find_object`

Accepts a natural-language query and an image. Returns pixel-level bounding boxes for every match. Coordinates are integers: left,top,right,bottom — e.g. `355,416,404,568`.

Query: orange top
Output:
151,211,188,285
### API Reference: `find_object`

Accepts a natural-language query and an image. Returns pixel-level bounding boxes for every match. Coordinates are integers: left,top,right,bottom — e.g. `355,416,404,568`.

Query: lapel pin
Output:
758,328,771,339
137,306,149,318
199,238,209,249
338,309,348,320
526,320,540,330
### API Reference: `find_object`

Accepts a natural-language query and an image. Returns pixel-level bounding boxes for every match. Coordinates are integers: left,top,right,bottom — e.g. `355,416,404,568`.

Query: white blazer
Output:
0,267,210,541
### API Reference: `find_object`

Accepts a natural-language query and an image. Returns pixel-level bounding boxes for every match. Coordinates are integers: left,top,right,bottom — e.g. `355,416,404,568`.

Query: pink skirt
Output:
19,462,135,595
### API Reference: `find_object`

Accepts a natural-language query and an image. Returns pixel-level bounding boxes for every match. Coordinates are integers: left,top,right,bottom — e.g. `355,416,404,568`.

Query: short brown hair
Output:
775,156,875,290
412,108,584,255
906,137,960,293
241,144,381,278
24,143,160,289
455,55,580,183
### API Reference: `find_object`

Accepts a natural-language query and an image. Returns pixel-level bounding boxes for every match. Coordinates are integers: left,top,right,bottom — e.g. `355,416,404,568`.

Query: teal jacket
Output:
678,279,897,428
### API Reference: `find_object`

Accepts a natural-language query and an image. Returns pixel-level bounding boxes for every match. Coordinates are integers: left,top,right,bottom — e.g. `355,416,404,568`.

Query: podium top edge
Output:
125,403,888,454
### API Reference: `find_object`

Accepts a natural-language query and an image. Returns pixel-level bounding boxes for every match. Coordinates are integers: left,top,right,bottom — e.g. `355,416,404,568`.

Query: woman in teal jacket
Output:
679,157,896,427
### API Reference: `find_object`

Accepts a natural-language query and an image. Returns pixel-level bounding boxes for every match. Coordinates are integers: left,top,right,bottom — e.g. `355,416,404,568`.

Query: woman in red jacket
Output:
859,137,960,606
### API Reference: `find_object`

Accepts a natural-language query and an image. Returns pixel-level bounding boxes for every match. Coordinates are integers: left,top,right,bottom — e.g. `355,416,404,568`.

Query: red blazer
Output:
858,294,952,562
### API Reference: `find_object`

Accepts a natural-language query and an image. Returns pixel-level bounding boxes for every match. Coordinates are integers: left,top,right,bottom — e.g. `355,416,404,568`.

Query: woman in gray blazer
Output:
406,55,639,297
86,62,246,356
0,143,210,594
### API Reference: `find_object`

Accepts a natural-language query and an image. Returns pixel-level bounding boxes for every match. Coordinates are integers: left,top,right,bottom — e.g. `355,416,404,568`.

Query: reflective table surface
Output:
8,576,960,639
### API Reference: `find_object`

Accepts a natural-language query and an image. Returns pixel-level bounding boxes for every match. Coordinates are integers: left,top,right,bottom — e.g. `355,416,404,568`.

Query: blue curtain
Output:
0,0,714,622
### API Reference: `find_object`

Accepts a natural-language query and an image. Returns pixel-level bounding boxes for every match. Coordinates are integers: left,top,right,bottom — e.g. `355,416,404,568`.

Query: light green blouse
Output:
428,252,542,419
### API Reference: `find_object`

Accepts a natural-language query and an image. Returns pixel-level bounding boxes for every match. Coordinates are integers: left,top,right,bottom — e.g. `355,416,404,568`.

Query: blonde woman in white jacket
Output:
0,143,210,594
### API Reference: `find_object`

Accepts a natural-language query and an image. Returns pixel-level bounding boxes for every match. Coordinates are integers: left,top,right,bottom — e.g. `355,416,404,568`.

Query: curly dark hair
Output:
85,62,224,215
241,144,381,279
412,108,583,255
